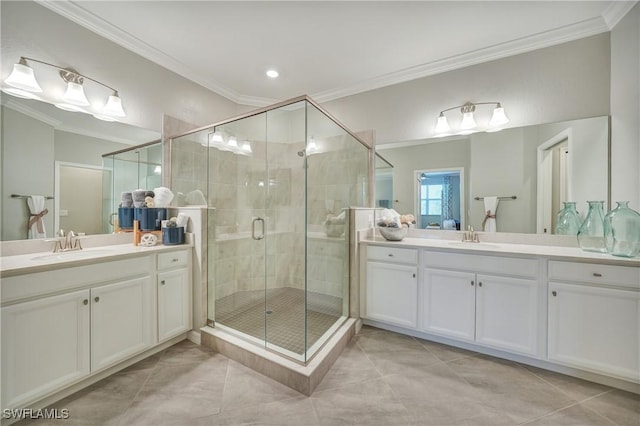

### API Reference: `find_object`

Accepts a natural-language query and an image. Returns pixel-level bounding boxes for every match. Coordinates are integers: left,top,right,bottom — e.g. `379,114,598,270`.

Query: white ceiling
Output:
36,1,637,107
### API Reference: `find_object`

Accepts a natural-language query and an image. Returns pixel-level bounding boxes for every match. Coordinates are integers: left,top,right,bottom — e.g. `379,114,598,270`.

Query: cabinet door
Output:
366,261,418,328
475,274,538,355
421,269,475,341
91,277,154,372
158,268,191,342
1,290,90,409
548,282,640,382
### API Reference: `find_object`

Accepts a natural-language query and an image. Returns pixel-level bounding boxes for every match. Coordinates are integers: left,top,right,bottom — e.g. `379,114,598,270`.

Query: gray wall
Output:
1,106,133,241
320,34,610,145
610,3,640,211
1,1,239,133
379,139,470,223
1,107,55,241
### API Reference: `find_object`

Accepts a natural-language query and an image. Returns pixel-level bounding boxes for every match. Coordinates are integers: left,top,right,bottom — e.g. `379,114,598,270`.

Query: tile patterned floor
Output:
17,326,640,426
215,288,342,355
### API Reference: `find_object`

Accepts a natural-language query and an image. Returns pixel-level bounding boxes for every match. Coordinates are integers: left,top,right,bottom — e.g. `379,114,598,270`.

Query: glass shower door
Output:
210,113,270,352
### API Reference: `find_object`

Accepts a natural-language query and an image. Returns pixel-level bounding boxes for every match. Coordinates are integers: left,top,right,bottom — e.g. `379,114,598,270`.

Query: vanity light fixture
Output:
434,101,509,136
2,56,126,121
241,140,252,153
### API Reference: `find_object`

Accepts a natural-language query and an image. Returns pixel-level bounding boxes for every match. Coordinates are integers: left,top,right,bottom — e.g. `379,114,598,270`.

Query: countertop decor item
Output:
604,201,640,258
577,201,607,253
378,226,408,241
555,201,582,235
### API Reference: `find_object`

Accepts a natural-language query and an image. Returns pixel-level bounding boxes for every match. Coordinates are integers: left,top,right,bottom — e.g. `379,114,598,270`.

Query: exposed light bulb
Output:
241,141,252,153
228,136,238,148
266,69,279,78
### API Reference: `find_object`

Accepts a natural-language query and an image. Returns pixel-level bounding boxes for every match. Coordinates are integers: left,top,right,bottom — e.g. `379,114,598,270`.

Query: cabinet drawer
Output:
1,257,152,304
367,245,417,265
548,261,640,290
158,250,189,270
424,251,538,278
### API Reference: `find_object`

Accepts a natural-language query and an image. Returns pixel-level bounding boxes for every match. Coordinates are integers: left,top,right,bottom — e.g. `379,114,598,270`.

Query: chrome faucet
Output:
462,225,480,243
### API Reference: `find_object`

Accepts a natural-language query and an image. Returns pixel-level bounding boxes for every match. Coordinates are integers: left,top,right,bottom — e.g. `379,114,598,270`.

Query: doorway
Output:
537,129,572,234
415,168,464,230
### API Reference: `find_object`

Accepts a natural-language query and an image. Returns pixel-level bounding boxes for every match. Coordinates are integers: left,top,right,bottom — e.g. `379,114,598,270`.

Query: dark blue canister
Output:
162,226,184,245
135,208,167,231
118,207,134,229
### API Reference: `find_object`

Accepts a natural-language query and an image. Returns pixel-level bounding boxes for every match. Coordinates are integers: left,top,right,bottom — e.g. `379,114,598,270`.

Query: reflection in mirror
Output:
101,141,163,234
416,169,463,230
376,116,609,234
375,153,393,209
1,97,160,241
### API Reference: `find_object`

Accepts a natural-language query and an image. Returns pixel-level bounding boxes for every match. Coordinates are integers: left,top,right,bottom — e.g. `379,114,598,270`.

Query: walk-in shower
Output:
170,96,370,363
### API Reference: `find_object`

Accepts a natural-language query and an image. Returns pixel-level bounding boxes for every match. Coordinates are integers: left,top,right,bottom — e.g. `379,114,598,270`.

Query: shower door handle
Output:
252,217,265,240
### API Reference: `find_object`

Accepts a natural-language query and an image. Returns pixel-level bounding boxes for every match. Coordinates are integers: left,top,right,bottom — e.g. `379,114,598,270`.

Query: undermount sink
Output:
31,249,115,261
448,241,500,249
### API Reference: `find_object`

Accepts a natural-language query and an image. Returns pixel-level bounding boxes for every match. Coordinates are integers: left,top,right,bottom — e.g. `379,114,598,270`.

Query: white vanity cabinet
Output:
91,277,155,371
364,245,418,328
547,261,640,382
0,247,193,412
1,290,90,409
157,250,192,342
421,251,540,356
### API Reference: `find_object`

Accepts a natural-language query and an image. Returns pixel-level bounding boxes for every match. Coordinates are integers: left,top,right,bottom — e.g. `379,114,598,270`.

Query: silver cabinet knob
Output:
552,291,557,297
94,296,100,303
161,280,166,285
471,281,474,286
83,299,88,305
593,272,602,277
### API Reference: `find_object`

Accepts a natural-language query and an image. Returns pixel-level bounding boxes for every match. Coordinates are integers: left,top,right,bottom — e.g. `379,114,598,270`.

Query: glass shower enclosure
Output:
171,96,370,363
102,140,162,233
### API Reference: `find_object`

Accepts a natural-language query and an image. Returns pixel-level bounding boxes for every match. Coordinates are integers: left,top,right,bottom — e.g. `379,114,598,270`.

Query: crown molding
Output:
34,0,244,105
376,135,470,150
602,0,638,29
311,16,610,103
54,125,139,145
1,97,62,127
37,1,612,107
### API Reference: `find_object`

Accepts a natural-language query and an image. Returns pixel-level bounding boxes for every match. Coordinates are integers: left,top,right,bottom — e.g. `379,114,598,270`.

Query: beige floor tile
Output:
416,338,478,363
218,396,318,426
582,390,640,426
523,404,617,426
523,365,614,402
315,340,380,392
220,360,301,411
311,377,415,426
447,355,578,424
355,330,426,353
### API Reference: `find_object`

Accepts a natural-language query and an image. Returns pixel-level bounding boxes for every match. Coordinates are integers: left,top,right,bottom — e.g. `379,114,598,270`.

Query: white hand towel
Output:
482,196,499,233
27,195,48,239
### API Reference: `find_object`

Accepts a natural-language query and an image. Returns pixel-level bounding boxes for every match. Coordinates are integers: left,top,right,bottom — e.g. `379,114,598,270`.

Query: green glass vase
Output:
577,201,607,253
604,201,640,258
555,202,582,235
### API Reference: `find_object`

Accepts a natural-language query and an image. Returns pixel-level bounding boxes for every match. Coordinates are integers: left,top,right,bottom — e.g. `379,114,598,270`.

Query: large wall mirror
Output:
1,97,160,241
376,115,610,234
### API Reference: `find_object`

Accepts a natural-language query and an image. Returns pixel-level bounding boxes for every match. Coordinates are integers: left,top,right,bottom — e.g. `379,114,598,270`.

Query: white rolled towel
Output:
27,195,48,239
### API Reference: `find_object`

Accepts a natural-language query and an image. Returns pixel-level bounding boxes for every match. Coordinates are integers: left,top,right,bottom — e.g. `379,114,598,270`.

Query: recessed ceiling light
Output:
266,69,279,78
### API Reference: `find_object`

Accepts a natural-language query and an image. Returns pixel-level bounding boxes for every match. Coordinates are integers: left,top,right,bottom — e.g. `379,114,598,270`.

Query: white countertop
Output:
361,236,640,266
0,243,192,277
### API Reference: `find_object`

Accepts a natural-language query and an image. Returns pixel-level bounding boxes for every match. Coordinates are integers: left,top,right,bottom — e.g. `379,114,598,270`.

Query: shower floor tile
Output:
215,288,342,356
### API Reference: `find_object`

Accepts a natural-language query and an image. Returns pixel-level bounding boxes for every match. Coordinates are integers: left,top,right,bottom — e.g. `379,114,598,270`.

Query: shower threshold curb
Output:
200,318,356,396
